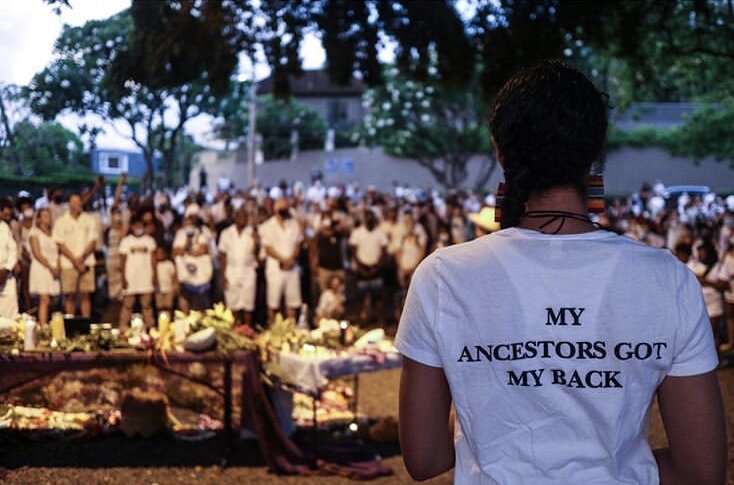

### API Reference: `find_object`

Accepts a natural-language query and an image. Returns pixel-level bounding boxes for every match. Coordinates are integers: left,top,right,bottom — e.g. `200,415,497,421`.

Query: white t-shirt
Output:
349,226,388,266
259,216,303,272
218,224,257,278
396,227,718,485
119,234,156,295
156,260,176,294
173,227,214,287
52,212,97,269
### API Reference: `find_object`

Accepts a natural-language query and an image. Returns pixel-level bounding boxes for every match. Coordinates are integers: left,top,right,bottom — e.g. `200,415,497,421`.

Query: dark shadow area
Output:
0,428,401,469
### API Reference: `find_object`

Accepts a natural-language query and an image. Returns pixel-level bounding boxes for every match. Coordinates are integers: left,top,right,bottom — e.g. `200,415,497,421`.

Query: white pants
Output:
266,267,302,310
0,277,18,318
224,268,257,312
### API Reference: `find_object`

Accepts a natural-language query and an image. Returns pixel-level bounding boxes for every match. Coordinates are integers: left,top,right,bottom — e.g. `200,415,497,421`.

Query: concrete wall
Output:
190,146,734,196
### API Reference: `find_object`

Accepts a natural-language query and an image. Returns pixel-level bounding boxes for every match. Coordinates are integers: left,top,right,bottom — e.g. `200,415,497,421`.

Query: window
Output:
327,99,348,127
98,152,129,174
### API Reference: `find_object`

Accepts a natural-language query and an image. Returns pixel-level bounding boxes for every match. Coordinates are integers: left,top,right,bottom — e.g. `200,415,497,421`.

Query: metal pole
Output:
247,75,257,186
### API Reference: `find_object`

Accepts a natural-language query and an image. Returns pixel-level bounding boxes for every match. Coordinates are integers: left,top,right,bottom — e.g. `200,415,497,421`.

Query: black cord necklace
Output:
524,210,593,235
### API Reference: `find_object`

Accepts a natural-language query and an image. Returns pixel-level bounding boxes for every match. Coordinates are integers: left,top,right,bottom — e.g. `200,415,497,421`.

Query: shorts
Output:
61,267,95,294
225,269,256,312
266,267,302,310
357,276,383,299
155,292,175,310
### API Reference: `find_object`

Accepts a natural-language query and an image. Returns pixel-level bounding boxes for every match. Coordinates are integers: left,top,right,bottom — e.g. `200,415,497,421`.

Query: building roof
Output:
258,69,365,97
612,102,704,131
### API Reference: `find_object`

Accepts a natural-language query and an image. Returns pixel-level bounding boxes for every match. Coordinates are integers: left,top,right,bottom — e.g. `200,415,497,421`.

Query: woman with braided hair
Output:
396,61,725,484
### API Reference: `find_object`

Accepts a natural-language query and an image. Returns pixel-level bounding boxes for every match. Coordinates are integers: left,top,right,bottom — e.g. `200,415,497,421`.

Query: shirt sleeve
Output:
118,237,130,256
52,218,64,245
668,264,720,377
395,253,442,367
218,230,229,254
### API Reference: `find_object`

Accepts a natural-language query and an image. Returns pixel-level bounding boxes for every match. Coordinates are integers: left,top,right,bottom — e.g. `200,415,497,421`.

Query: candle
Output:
23,317,37,351
339,320,348,346
158,311,170,335
51,312,65,342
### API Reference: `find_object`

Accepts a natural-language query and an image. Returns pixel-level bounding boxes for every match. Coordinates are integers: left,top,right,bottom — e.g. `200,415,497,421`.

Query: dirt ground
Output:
3,366,734,484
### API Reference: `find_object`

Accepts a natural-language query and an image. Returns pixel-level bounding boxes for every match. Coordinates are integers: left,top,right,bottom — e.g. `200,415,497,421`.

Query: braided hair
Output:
489,60,609,229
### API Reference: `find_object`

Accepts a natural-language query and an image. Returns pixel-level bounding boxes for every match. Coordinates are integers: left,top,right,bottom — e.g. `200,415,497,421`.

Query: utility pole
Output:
246,73,257,186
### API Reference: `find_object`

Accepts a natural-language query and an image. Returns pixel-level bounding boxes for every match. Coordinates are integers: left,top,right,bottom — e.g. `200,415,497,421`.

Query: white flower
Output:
105,40,114,48
421,100,430,108
368,128,376,136
563,48,573,57
381,102,391,110
428,66,438,76
376,119,385,128
415,91,424,99
420,114,431,123
386,118,394,126
44,74,53,84
60,79,71,88
404,101,412,109
426,86,434,94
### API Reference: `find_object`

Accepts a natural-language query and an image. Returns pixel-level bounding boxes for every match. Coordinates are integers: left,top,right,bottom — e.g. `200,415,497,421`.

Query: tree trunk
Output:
142,148,155,192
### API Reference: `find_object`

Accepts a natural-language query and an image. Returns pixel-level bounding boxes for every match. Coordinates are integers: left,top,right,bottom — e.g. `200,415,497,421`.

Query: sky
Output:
0,0,330,150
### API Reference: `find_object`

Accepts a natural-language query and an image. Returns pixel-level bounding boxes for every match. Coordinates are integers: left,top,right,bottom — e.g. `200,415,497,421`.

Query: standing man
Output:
53,193,97,318
259,198,303,322
218,207,258,326
0,198,18,318
349,209,388,323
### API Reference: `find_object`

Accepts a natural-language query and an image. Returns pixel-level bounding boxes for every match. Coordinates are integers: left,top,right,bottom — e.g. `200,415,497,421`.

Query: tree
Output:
26,11,220,189
214,92,326,161
1,121,87,177
362,65,497,190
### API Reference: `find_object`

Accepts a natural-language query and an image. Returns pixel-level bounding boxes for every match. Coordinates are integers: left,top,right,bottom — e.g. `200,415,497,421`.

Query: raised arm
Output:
655,371,726,485
399,356,455,481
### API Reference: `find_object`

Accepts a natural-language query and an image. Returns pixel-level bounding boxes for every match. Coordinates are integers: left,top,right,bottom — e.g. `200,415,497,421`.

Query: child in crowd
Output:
118,215,157,329
154,245,177,315
316,274,345,321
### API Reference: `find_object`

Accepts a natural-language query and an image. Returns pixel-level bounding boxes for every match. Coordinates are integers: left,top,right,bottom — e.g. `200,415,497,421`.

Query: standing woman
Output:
396,61,726,484
29,208,60,326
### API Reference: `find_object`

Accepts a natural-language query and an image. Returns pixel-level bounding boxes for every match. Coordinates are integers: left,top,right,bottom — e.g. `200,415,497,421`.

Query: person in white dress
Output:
119,215,157,328
28,208,60,326
0,199,18,319
218,207,258,325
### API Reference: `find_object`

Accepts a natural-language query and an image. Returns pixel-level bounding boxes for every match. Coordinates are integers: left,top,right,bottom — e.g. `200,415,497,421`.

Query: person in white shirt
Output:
154,246,177,314
53,193,97,318
259,198,303,322
118,215,157,329
397,61,725,485
173,215,213,312
349,209,388,323
315,273,344,321
0,199,18,318
218,207,258,325
28,208,60,325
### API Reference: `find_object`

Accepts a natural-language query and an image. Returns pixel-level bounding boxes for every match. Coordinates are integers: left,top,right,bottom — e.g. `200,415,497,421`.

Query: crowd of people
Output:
0,175,732,350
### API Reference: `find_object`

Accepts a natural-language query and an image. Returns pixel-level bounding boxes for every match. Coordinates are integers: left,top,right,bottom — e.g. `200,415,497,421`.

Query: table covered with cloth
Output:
0,349,393,480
